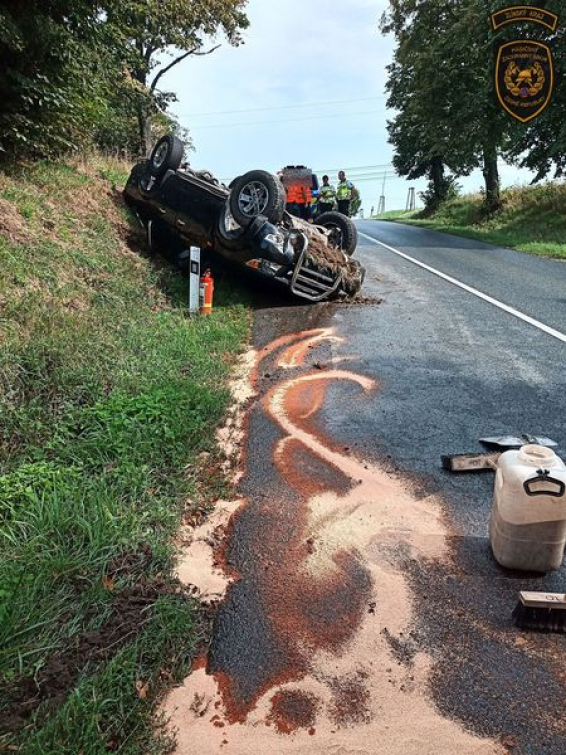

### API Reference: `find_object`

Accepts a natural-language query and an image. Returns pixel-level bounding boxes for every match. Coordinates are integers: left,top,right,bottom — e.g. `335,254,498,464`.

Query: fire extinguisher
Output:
199,269,214,315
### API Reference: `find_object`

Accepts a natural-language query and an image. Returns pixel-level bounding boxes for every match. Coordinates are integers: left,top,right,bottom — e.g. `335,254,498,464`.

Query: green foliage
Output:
0,1,249,159
0,157,250,751
19,595,199,754
381,0,566,204
391,182,566,259
419,174,461,215
106,0,249,153
502,0,566,179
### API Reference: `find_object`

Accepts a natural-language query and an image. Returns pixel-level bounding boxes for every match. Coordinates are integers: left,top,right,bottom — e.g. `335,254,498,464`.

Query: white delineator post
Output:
188,247,201,315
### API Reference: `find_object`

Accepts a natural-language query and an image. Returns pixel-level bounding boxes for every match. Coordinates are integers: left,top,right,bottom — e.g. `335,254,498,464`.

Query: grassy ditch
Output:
0,156,250,753
376,183,566,259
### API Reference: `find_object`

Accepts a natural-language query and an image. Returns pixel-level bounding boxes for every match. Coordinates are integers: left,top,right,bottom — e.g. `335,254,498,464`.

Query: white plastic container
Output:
489,445,566,572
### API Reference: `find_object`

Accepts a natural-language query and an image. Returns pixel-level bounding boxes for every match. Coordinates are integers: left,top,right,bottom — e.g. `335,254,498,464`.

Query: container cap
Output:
517,444,558,468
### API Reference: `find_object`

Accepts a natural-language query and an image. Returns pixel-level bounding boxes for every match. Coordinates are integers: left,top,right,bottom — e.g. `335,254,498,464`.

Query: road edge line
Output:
359,231,566,346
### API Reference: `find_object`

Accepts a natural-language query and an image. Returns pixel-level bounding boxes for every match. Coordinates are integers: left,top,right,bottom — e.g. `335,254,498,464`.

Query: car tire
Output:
215,203,246,251
149,135,184,179
315,211,358,257
229,170,285,227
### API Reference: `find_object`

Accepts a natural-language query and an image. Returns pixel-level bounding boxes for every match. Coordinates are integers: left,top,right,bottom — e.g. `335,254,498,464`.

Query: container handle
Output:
523,469,566,498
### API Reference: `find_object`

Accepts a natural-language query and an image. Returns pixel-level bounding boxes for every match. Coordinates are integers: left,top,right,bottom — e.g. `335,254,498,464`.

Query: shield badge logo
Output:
495,40,554,122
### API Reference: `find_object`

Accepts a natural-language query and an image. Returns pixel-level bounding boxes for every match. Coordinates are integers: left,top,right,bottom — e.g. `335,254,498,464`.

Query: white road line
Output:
359,231,566,346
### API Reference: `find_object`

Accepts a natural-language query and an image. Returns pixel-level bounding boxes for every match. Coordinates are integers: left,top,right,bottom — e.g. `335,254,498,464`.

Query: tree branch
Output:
149,45,221,92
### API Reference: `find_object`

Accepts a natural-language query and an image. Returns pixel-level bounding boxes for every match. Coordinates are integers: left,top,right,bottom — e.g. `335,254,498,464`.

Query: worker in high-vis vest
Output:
336,171,354,216
318,175,336,215
302,183,312,220
285,183,302,217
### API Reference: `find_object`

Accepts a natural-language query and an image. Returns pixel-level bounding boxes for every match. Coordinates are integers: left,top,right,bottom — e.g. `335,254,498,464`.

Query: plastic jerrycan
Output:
489,445,566,572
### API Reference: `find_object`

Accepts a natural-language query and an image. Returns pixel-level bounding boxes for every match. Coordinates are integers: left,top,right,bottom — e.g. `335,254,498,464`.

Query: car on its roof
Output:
123,135,364,302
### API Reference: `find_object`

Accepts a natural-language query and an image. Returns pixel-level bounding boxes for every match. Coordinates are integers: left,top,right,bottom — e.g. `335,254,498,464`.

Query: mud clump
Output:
267,690,320,734
293,218,364,296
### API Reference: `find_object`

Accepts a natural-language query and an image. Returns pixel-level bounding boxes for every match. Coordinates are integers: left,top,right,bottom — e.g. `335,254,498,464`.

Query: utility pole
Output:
377,170,386,215
406,187,416,211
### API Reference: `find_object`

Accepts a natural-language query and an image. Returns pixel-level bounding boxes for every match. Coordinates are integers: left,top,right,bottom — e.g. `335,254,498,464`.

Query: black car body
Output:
123,135,364,302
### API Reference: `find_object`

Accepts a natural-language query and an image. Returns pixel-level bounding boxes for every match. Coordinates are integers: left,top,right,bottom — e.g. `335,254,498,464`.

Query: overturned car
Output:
124,135,364,302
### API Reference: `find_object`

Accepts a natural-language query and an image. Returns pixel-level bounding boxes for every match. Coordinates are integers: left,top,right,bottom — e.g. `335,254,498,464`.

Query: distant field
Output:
372,183,566,259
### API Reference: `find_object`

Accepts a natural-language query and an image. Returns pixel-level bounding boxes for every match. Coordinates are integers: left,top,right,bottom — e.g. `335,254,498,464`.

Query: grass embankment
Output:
0,157,250,752
378,183,566,259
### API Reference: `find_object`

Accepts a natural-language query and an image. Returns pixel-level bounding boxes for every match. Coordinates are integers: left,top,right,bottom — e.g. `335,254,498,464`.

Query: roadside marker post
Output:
188,247,201,315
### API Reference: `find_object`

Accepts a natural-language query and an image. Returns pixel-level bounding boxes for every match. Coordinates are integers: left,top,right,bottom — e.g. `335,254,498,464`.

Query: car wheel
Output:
215,202,246,250
149,135,184,179
229,170,285,227
138,162,160,195
315,211,358,257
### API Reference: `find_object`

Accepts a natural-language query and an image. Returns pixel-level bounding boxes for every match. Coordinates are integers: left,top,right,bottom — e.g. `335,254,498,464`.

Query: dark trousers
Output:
286,202,301,217
318,202,334,215
337,200,350,216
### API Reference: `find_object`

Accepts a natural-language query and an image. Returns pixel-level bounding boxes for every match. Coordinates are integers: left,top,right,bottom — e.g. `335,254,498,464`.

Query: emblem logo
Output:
495,41,554,122
491,6,559,32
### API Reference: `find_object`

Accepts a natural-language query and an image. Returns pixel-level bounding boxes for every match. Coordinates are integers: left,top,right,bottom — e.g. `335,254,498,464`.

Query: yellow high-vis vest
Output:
336,180,352,200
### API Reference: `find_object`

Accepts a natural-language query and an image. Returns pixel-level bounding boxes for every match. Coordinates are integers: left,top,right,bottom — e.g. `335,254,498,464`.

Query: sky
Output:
166,0,537,213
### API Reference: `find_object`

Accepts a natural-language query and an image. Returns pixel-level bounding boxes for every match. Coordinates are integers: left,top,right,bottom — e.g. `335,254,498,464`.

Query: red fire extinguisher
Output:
199,269,214,315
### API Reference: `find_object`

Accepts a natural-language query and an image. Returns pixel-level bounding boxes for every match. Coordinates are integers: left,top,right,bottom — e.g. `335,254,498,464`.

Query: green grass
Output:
375,183,566,259
0,156,251,752
373,209,420,222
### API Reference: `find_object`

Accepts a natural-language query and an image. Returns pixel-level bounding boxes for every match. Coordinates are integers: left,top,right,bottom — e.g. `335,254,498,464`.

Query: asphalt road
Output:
208,221,566,753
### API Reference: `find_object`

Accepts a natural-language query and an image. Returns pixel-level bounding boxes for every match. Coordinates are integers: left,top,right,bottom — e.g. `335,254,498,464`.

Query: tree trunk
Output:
482,148,500,211
136,102,153,156
430,156,445,202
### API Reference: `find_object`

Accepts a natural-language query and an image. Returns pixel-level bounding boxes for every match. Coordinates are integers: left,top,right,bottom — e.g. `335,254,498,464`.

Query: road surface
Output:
167,221,566,754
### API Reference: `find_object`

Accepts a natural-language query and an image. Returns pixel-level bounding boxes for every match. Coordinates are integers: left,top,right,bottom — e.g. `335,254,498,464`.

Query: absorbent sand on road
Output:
162,327,504,754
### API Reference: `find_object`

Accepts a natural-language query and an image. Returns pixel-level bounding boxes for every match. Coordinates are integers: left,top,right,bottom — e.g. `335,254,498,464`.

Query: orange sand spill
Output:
163,330,504,755
176,348,256,601
176,499,244,601
216,348,257,483
277,330,344,370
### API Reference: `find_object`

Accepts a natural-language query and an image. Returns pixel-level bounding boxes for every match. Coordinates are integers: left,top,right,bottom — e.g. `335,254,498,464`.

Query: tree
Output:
105,0,249,154
0,1,111,157
381,0,515,211
498,0,566,181
0,1,249,160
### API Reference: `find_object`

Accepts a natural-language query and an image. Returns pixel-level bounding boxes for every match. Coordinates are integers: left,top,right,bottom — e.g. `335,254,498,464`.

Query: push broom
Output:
513,592,566,633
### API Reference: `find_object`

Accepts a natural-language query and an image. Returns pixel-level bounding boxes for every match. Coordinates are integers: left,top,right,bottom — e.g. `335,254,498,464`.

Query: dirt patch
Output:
327,675,372,727
0,542,205,739
0,197,32,244
1,584,158,735
339,293,383,307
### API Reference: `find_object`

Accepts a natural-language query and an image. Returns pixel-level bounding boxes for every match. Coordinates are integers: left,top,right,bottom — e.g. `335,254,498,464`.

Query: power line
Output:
316,163,393,173
317,169,394,178
187,109,384,130
177,95,387,118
